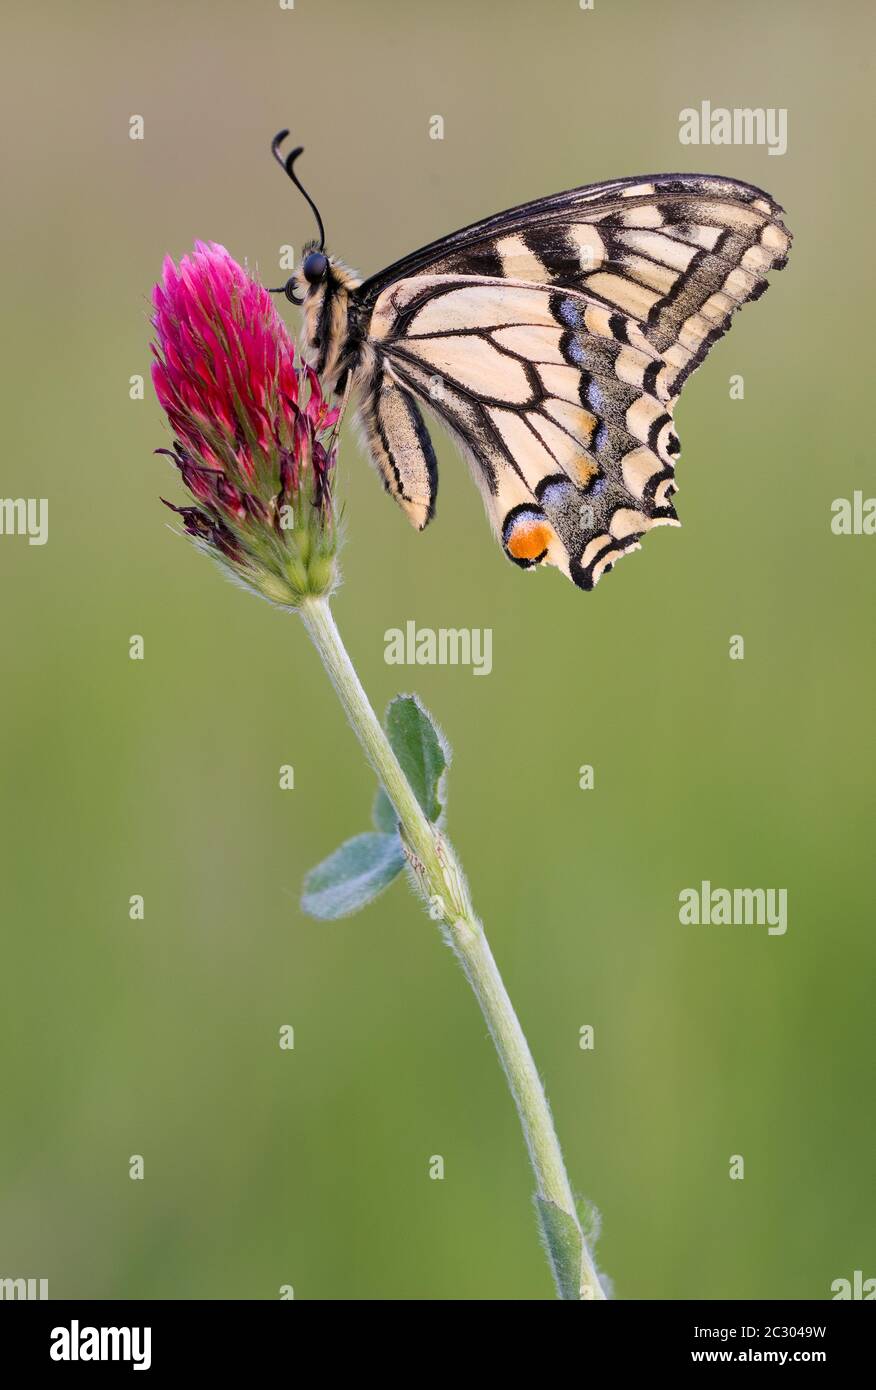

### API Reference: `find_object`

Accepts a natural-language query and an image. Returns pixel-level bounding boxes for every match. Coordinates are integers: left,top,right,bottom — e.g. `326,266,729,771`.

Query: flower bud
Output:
151,241,340,607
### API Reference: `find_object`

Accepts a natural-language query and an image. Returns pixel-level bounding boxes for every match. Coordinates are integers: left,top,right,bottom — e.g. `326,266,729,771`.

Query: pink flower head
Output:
151,241,340,606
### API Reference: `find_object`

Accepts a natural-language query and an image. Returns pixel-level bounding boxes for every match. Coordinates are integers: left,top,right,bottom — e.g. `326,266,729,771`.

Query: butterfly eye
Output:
302,251,328,285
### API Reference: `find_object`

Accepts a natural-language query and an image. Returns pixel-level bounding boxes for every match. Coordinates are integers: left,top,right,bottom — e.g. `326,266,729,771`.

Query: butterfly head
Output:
276,244,358,304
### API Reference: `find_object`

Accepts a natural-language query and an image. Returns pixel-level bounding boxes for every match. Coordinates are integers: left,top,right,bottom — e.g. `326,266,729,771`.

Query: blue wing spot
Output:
538,479,571,509
565,335,587,367
558,297,585,329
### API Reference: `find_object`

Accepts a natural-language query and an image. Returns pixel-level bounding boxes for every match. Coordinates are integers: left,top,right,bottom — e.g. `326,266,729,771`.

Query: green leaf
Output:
301,832,406,920
535,1197,587,1301
383,694,449,823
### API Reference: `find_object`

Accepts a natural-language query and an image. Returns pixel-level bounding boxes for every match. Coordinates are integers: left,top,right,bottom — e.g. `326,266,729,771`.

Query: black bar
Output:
1,1298,871,1373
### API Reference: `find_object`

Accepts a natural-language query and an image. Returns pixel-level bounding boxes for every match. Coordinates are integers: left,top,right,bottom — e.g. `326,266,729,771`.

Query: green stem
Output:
299,595,605,1301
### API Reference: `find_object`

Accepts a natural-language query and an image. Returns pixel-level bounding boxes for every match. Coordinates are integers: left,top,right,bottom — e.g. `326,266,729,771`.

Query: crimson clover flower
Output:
151,240,340,606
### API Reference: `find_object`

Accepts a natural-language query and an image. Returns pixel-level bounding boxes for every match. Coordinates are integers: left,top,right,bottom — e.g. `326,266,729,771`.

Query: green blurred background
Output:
1,0,873,1300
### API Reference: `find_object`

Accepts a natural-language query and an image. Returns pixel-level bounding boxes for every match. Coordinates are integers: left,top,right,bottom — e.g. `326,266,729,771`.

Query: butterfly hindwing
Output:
365,276,680,587
356,363,437,530
348,172,791,588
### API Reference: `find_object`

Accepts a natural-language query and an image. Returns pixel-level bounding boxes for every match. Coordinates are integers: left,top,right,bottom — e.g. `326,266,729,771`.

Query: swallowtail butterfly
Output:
270,131,791,591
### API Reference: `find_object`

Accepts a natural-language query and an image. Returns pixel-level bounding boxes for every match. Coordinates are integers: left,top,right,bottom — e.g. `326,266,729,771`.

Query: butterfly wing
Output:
353,173,791,587
366,276,681,587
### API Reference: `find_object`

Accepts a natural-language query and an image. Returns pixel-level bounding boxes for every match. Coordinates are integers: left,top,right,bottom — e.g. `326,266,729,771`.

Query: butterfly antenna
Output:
271,130,326,252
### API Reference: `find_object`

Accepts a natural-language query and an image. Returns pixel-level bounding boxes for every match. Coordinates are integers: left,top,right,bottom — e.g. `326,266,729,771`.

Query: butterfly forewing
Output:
350,173,791,588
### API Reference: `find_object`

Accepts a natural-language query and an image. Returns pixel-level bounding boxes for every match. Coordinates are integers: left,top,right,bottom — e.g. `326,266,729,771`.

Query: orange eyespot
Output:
506,518,552,561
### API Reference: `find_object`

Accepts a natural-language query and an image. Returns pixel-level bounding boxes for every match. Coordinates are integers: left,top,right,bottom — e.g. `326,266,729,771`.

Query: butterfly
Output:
269,131,792,591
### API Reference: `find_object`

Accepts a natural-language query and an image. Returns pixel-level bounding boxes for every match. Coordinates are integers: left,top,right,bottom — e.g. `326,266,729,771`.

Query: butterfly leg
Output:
328,371,354,451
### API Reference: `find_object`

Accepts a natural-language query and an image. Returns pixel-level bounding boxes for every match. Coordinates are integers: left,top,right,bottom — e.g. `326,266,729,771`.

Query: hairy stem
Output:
298,595,605,1300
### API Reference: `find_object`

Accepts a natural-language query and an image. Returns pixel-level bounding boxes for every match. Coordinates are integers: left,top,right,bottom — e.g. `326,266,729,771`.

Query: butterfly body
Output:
284,163,791,590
